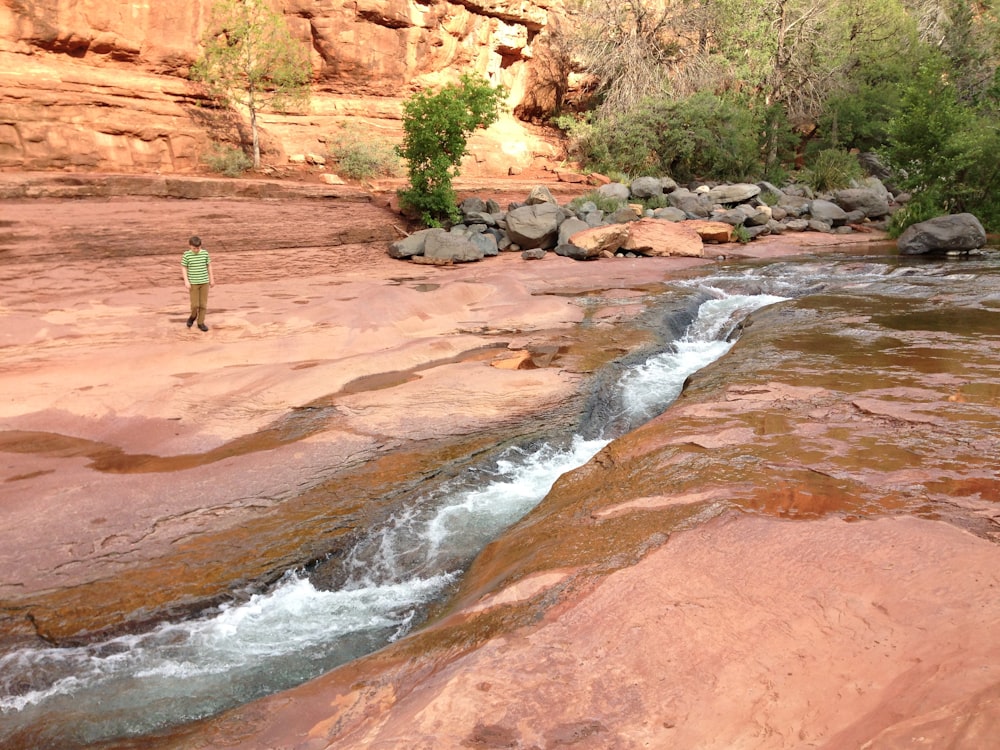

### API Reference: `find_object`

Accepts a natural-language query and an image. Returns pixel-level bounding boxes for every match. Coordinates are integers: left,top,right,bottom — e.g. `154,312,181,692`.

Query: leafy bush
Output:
795,149,863,193
639,193,670,211
883,56,1000,233
569,190,625,213
398,75,506,226
203,143,253,177
328,126,401,180
732,224,751,244
574,92,762,182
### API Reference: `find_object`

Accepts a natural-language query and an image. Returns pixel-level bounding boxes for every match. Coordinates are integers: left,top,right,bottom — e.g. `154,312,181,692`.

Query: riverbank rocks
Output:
897,213,987,255
389,174,902,263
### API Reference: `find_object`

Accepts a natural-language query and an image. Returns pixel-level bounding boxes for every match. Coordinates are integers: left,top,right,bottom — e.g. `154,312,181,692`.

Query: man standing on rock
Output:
182,235,215,331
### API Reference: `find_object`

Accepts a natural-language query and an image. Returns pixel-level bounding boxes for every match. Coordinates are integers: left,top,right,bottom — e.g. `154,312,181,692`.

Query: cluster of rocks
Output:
388,175,901,264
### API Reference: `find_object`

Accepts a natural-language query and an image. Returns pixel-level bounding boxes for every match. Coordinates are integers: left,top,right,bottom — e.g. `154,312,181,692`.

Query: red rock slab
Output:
622,217,704,257
167,514,1000,750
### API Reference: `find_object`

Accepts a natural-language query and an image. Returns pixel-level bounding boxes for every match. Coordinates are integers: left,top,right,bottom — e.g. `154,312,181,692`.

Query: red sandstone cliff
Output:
0,0,568,175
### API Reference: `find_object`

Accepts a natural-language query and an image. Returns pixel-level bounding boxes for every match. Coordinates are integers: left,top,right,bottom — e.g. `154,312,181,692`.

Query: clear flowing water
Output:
12,252,991,749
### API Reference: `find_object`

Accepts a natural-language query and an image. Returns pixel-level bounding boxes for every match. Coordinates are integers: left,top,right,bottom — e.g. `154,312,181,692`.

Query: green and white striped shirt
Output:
182,248,211,284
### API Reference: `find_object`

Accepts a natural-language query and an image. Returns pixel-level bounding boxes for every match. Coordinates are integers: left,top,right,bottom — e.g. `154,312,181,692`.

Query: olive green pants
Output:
188,283,210,326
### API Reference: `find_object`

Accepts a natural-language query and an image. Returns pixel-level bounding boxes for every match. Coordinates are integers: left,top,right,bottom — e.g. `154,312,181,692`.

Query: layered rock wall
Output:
0,0,565,174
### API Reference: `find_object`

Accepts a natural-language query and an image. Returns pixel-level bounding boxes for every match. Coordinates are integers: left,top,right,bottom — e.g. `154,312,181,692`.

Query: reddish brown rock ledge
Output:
158,513,1000,750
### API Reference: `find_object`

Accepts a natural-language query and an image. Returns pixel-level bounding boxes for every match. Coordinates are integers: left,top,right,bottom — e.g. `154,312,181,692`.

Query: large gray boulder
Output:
707,183,760,204
558,217,589,246
809,199,849,226
834,188,890,218
667,188,712,218
388,227,435,258
897,214,987,255
651,206,687,222
423,229,484,262
630,176,663,199
505,202,563,249
597,182,631,202
468,231,499,257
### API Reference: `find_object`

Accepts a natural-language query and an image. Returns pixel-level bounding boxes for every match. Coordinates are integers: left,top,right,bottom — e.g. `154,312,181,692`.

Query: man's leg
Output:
196,284,209,327
188,284,199,326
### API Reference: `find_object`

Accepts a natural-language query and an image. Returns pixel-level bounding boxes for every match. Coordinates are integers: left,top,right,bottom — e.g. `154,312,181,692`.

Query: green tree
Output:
398,75,505,226
884,54,1000,232
191,0,311,169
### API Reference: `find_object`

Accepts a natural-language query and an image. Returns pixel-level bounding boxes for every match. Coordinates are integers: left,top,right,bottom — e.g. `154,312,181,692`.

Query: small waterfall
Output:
0,287,787,749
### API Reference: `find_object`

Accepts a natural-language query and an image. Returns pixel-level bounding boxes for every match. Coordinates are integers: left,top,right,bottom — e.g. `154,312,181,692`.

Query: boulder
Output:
809,199,849,226
897,214,987,255
622,218,704,257
468,232,499,257
558,217,589,246
526,185,558,205
707,183,761,204
597,182,631,202
423,229,484,263
521,248,547,260
667,188,712,218
388,228,435,259
651,206,687,222
505,202,562,250
460,197,488,216
629,176,663,199
553,243,594,261
609,207,641,223
684,220,736,244
567,224,631,258
834,188,890,218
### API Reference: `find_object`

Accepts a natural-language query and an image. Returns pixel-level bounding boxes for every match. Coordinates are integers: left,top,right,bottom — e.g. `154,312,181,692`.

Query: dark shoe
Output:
186,316,196,328
198,323,209,332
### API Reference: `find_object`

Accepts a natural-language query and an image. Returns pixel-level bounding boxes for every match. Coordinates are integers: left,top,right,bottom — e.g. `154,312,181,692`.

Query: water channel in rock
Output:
2,247,998,749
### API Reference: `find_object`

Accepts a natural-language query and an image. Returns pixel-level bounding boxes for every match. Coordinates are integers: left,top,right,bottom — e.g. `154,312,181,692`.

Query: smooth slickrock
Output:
0,182,714,644
160,514,1000,750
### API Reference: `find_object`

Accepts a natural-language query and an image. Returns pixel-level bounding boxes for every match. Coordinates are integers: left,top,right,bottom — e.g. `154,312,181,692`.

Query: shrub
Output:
328,126,401,180
398,75,505,226
795,149,863,193
639,193,670,211
883,56,1000,233
575,92,762,182
569,190,625,213
203,143,253,177
732,224,752,244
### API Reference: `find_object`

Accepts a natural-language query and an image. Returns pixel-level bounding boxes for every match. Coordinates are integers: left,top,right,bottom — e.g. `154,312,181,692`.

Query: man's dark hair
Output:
189,236,202,247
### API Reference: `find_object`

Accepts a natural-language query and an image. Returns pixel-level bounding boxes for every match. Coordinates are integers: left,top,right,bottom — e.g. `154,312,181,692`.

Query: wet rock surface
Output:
4,179,998,749
0,180,711,647
127,255,1000,750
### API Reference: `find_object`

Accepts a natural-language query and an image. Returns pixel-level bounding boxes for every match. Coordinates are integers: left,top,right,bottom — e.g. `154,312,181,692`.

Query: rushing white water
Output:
0,288,786,748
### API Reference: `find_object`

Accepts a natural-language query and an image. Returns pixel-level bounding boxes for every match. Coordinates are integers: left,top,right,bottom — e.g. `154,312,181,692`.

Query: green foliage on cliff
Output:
398,75,506,226
192,0,311,169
